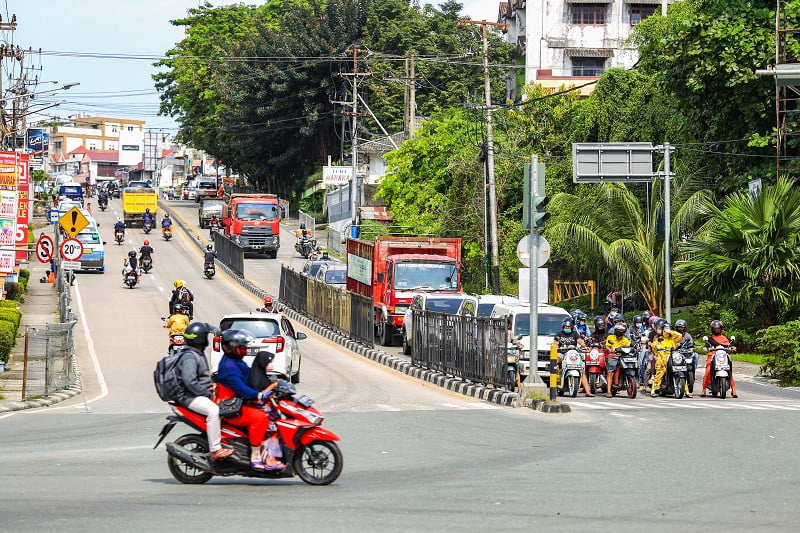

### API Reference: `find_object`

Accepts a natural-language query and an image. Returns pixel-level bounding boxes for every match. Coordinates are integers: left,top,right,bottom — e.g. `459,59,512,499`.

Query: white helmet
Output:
117,217,122,222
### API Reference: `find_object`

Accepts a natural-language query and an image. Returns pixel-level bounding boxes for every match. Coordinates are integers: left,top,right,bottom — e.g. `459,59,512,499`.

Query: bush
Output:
0,300,17,308
0,321,14,363
757,321,800,385
0,307,22,330
4,282,20,301
18,269,29,295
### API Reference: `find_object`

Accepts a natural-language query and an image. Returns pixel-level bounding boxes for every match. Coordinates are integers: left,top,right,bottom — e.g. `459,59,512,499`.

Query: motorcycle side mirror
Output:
161,317,166,321
702,336,708,342
730,336,736,342
102,241,107,245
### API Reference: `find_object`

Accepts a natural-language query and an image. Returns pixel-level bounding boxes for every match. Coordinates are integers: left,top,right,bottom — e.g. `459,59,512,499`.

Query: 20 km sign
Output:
35,234,55,263
60,238,84,261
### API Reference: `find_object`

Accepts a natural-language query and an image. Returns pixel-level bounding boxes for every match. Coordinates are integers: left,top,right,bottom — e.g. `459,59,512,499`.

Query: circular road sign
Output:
60,238,84,261
516,234,550,268
35,234,55,264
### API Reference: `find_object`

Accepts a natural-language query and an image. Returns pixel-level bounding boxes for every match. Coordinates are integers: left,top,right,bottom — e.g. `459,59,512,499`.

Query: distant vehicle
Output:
198,199,224,229
210,312,307,384
195,179,218,202
121,184,157,226
314,263,347,287
58,184,84,205
473,294,521,317
74,229,106,273
222,193,281,257
125,181,150,189
301,257,339,279
402,293,476,356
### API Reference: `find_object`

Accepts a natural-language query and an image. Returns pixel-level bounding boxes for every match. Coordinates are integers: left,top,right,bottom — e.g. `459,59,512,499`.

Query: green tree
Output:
676,178,800,327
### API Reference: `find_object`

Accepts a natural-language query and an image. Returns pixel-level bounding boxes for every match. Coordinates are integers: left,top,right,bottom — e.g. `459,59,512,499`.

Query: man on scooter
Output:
588,316,608,345
142,208,154,227
648,319,682,397
161,213,172,236
604,322,631,398
553,318,593,397
701,320,738,398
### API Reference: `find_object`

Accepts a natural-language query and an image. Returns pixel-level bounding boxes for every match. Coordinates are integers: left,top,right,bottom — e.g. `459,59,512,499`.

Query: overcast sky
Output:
3,0,497,132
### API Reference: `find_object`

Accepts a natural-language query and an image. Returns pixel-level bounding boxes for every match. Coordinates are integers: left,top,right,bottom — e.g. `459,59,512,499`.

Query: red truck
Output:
346,236,465,346
222,193,281,257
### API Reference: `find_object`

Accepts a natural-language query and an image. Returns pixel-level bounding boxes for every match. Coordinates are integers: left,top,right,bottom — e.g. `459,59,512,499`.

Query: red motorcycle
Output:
585,343,607,395
155,380,342,485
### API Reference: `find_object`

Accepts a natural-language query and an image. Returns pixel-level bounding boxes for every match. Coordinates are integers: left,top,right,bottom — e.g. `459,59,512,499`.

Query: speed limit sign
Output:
60,238,84,261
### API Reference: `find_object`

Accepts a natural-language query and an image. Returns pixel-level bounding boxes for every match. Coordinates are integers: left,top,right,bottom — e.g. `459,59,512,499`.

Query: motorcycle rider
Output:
701,320,738,398
589,316,608,345
629,315,648,387
97,188,108,208
553,318,593,397
139,239,154,268
260,295,277,313
142,207,154,227
649,318,683,397
570,310,590,338
604,322,631,397
161,213,172,236
170,279,194,319
215,329,278,470
122,250,139,284
673,319,696,398
203,244,217,271
114,217,126,240
605,307,622,329
175,322,233,461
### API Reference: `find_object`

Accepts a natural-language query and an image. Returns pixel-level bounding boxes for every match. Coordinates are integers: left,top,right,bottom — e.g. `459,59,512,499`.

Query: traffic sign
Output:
35,234,54,263
61,260,81,270
58,207,90,238
49,209,59,225
60,238,84,261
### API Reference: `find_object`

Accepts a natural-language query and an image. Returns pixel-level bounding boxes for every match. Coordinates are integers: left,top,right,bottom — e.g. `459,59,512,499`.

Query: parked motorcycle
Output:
557,346,584,398
705,336,735,399
143,221,153,234
141,256,153,274
155,380,342,486
203,263,215,279
608,346,638,398
115,230,124,246
163,228,172,241
123,270,138,289
585,343,607,395
506,346,521,393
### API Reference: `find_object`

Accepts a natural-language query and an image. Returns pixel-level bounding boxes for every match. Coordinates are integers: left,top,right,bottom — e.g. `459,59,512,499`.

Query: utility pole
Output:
458,19,508,294
343,44,369,230
403,53,418,139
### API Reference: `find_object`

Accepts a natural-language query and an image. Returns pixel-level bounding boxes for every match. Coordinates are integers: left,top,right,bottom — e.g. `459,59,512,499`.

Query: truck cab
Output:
222,194,281,257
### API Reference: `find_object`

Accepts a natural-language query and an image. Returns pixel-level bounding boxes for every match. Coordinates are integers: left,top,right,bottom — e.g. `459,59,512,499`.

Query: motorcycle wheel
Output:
687,371,695,393
168,434,213,485
588,374,597,395
401,329,412,355
626,375,637,399
718,377,728,399
293,440,343,486
567,375,578,398
674,377,685,399
507,370,518,393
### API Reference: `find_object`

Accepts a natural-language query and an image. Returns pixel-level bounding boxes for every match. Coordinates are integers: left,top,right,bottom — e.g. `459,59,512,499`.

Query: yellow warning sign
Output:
58,207,90,238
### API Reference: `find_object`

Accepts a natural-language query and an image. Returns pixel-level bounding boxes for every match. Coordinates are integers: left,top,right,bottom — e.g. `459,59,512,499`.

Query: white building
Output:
48,116,145,167
499,0,675,97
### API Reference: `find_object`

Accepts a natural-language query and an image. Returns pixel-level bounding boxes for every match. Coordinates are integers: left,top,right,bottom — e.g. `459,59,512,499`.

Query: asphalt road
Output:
1,198,799,531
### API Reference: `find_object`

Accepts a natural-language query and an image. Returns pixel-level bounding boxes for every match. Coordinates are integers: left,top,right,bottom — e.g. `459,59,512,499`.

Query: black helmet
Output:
221,329,254,358
613,314,625,324
633,314,643,325
183,322,213,349
145,208,150,213
561,318,574,331
710,320,723,333
207,244,213,251
128,250,136,258
613,322,627,335
654,318,667,331
593,316,606,329
675,319,687,331
642,310,653,321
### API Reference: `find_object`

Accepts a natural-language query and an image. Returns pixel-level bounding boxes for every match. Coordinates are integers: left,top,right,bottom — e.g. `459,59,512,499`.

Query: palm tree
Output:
675,178,800,327
547,180,710,316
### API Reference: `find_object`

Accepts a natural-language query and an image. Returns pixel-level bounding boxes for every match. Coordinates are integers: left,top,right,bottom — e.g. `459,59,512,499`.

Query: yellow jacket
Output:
651,329,682,353
164,314,190,335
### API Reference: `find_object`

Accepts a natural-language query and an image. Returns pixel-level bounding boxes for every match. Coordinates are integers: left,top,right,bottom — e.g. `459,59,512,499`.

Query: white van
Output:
490,302,571,380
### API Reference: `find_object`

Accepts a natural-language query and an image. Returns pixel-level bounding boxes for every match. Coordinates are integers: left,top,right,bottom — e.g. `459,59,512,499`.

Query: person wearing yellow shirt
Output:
648,318,683,398
604,322,631,397
164,304,191,337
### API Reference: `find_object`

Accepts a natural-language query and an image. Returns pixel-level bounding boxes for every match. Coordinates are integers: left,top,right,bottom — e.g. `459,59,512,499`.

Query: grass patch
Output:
732,353,766,366
527,389,553,402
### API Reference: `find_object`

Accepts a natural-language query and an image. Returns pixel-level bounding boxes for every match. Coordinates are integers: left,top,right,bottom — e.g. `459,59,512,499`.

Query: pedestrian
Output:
86,202,92,214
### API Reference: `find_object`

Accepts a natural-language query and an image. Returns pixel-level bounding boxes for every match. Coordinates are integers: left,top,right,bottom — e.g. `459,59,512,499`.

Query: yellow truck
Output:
121,182,158,226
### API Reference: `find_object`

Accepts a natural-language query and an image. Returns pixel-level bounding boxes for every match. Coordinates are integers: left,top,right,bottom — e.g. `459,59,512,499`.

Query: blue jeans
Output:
638,347,648,383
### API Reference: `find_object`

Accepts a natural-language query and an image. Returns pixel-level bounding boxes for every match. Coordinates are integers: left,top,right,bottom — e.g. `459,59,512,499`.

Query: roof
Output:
359,206,393,221
84,150,118,162
161,149,175,158
69,146,89,155
359,131,406,155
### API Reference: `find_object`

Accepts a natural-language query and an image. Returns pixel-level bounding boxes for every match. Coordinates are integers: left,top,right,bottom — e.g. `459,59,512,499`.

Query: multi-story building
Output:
499,0,675,98
47,116,145,167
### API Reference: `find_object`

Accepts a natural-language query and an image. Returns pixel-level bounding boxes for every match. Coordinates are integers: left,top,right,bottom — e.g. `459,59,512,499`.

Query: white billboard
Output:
322,166,352,185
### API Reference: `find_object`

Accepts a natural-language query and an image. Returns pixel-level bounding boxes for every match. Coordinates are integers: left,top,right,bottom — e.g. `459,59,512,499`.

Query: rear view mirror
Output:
730,336,736,342
702,336,708,342
296,332,308,340
102,241,107,245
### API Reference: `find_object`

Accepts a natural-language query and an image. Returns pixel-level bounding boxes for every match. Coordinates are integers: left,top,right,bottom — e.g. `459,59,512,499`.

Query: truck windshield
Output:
235,203,279,220
513,313,566,337
394,262,458,290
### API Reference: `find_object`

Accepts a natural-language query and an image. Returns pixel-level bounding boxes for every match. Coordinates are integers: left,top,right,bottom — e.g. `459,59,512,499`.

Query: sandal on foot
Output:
265,462,285,471
700,393,707,398
212,448,234,460
732,394,738,398
250,461,267,470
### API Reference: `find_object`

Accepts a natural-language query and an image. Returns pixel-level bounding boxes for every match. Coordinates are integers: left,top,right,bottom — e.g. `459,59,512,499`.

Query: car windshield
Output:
425,298,464,314
477,303,496,317
236,203,279,220
394,262,458,290
513,313,567,337
198,182,216,189
308,260,335,277
325,269,347,284
220,318,280,339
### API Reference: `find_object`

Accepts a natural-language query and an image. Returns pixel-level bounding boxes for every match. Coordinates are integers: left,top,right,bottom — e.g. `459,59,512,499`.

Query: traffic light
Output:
533,194,550,229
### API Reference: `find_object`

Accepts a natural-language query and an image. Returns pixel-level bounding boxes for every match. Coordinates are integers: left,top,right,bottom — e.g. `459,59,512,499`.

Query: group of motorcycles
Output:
295,230,320,259
509,337,735,400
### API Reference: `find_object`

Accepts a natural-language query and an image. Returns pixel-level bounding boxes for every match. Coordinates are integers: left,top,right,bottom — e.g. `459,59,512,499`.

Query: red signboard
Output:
16,153,29,260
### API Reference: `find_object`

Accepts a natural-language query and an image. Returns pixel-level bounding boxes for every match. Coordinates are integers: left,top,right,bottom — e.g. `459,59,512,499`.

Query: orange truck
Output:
221,193,281,257
346,236,465,346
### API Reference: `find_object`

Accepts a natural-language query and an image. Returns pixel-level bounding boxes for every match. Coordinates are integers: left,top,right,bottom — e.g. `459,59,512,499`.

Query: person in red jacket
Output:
701,320,738,398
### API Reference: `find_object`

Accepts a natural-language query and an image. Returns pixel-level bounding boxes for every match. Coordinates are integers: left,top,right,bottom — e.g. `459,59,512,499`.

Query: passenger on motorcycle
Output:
123,250,139,284
701,320,738,398
161,214,172,235
215,329,278,470
604,322,631,397
572,311,590,338
648,319,682,397
176,322,233,461
164,304,190,336
139,240,154,262
248,350,285,469
98,189,108,205
204,244,217,269
170,279,194,319
553,318,593,397
588,316,609,345
142,208,154,226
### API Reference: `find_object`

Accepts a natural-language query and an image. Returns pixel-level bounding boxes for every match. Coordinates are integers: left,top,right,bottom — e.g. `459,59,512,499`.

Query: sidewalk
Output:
0,259,82,412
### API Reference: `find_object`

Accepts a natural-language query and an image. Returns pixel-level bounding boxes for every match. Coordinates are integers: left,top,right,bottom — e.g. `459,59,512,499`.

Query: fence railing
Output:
327,225,347,256
213,232,245,278
410,310,512,388
298,210,315,235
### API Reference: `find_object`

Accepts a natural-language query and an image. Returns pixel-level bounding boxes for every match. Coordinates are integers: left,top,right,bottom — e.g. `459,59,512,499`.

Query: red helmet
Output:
143,240,149,245
263,295,273,305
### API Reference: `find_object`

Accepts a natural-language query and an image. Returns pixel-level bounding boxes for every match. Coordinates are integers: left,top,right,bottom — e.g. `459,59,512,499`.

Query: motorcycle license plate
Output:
621,357,637,364
672,365,687,372
566,364,582,370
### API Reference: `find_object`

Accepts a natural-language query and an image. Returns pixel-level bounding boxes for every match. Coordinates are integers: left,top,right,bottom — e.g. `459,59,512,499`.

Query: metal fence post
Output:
22,329,29,399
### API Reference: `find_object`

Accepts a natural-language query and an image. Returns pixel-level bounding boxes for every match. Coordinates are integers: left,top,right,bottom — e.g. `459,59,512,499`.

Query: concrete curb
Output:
522,398,572,413
0,384,82,413
160,201,521,408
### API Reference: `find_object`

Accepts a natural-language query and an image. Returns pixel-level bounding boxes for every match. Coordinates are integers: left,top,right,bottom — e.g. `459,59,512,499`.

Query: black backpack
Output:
153,349,188,401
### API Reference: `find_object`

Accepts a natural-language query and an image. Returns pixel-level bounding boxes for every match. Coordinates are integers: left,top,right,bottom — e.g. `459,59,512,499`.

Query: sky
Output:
3,0,497,134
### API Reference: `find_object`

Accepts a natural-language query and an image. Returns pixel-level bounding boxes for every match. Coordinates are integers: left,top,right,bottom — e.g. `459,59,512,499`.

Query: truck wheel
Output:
401,329,411,355
378,319,393,346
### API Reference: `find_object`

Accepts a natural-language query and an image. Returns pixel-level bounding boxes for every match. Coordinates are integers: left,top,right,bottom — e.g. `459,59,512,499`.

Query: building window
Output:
110,125,119,133
126,126,135,132
630,4,656,25
572,57,606,76
88,142,98,150
571,4,606,25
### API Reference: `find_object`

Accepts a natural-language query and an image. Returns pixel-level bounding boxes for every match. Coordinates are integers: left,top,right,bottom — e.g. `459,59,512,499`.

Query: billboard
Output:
0,152,30,260
322,166,353,185
27,128,44,170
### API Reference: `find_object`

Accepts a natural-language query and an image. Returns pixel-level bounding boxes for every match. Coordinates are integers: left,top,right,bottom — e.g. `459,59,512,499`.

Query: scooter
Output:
506,346,521,392
123,269,138,288
115,230,124,245
141,256,153,274
662,345,696,399
163,227,172,241
557,346,584,398
143,220,153,234
584,343,607,395
209,219,221,238
705,337,735,399
155,380,342,486
203,263,215,279
608,346,638,398
98,197,108,211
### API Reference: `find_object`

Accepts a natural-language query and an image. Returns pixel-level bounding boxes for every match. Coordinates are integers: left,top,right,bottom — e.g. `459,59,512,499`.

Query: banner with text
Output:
322,166,353,186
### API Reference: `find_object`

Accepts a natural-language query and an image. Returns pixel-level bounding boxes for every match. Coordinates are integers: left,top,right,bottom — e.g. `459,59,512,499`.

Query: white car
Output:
210,312,307,383
401,293,477,355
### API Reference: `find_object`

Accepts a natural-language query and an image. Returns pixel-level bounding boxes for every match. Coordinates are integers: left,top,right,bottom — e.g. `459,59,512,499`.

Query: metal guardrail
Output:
22,320,78,399
213,231,245,278
410,310,512,388
327,225,347,256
